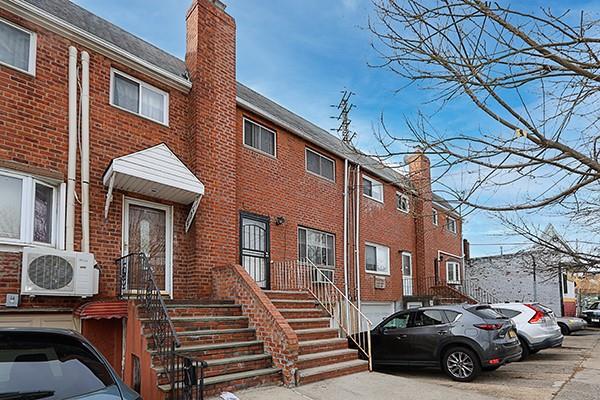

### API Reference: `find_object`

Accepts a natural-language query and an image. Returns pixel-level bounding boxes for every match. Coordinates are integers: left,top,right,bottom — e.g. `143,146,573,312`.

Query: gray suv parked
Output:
368,304,522,381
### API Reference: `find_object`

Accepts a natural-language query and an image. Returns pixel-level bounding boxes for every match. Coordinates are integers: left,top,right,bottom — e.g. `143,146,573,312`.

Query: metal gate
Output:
240,213,270,288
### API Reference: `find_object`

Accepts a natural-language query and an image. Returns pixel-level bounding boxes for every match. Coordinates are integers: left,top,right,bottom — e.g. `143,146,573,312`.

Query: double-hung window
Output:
243,118,276,156
306,148,335,181
362,175,383,203
446,261,461,284
446,216,457,234
432,209,439,225
365,242,390,275
396,192,409,213
0,17,36,75
110,69,169,125
298,227,335,269
0,170,62,247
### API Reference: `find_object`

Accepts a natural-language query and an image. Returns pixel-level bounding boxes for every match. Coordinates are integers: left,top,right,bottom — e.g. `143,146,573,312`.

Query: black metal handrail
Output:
412,276,500,304
117,253,206,399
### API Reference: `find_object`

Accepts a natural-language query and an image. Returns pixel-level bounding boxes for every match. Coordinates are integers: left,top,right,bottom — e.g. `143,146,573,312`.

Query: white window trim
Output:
0,169,62,249
362,175,384,203
446,216,457,234
0,17,37,76
305,148,335,182
432,208,439,226
109,68,170,126
365,241,390,276
122,197,174,297
298,226,335,268
446,261,461,284
242,117,277,158
396,192,410,213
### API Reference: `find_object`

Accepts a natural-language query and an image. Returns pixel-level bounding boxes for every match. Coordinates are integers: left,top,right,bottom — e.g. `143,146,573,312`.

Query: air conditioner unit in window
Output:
21,248,99,297
313,267,334,283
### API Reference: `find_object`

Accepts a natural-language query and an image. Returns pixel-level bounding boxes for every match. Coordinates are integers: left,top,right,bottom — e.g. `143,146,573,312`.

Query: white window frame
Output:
362,175,384,203
305,148,335,182
446,216,457,234
432,208,439,226
109,68,169,126
242,117,277,158
297,226,335,269
0,17,37,76
446,261,461,284
365,242,390,276
0,169,63,248
396,192,410,213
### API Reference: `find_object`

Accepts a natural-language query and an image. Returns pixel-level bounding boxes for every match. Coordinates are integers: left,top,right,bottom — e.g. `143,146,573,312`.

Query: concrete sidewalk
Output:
209,371,499,400
553,333,600,400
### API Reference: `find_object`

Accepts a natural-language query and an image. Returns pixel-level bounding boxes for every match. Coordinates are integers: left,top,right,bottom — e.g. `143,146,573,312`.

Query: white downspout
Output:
355,165,361,311
343,159,349,299
81,51,90,253
66,46,78,251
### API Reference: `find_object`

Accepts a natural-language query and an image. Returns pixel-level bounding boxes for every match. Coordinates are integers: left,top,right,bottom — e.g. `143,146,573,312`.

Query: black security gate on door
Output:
240,212,270,289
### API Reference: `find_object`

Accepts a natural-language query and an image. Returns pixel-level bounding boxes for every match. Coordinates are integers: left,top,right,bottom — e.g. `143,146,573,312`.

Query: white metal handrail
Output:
271,259,373,371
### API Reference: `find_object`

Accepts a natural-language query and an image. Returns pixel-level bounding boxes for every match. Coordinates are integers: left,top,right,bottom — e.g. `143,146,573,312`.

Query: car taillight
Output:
474,323,503,330
525,304,545,324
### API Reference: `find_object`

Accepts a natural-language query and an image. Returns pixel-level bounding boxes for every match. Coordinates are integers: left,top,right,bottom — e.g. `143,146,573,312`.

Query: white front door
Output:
123,198,173,295
402,252,413,296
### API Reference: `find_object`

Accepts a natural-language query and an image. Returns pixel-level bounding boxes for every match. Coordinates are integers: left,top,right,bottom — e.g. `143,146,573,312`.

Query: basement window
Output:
0,170,63,247
243,118,276,157
110,69,169,125
298,227,335,268
0,17,36,75
306,148,335,181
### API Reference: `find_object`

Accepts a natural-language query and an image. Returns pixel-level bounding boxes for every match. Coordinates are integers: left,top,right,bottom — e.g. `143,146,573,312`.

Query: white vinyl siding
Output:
298,227,335,268
243,118,276,157
306,148,335,181
446,261,461,284
110,69,169,125
0,170,62,247
365,242,390,275
396,192,409,213
446,216,457,234
362,175,384,203
0,17,36,75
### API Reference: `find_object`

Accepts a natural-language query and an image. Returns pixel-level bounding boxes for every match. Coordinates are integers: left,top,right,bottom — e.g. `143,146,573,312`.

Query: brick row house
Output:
0,0,467,396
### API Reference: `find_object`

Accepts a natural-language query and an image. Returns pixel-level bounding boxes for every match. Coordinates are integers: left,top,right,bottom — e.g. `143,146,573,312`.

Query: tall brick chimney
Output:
186,0,238,297
405,149,436,289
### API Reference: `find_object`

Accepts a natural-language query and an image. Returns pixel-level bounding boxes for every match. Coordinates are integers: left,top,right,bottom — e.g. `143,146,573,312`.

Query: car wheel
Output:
558,323,571,336
442,347,481,382
518,337,530,361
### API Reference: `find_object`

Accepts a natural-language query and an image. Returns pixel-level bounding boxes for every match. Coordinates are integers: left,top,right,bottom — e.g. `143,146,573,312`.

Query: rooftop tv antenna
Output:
331,90,356,144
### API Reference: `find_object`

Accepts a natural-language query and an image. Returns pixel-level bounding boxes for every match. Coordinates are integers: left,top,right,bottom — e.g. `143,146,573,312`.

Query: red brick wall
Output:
0,7,194,311
82,318,123,375
212,264,298,385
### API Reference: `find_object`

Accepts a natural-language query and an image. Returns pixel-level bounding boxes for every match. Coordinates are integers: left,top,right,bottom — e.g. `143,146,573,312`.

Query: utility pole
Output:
331,90,356,144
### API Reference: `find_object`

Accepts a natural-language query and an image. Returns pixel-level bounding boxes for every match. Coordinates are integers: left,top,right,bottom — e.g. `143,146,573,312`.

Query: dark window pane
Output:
113,74,139,113
34,183,53,243
382,313,410,329
244,120,254,147
365,245,377,271
326,235,334,266
468,306,507,320
260,127,275,155
412,310,445,327
306,150,320,174
0,21,31,71
0,332,115,399
321,158,334,180
444,310,462,322
363,178,372,196
298,228,306,260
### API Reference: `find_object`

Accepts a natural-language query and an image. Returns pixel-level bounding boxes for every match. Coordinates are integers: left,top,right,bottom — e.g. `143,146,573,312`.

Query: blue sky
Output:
72,0,592,257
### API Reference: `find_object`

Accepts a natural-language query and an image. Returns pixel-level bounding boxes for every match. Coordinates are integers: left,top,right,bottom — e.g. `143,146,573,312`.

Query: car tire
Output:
442,347,481,382
518,337,530,361
558,323,571,336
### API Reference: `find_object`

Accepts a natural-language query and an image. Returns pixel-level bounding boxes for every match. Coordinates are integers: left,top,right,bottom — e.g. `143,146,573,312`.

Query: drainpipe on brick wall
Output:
343,158,349,299
81,51,90,253
355,165,361,310
66,46,78,251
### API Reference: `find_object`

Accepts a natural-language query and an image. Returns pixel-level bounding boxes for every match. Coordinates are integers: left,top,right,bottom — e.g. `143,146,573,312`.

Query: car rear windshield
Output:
0,332,115,399
467,306,507,320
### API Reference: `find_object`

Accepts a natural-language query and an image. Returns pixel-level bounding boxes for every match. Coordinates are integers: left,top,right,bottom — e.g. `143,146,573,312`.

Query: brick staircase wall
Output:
212,264,299,385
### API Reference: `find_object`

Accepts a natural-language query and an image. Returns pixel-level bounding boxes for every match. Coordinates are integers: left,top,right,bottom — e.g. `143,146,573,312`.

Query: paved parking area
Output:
383,328,600,400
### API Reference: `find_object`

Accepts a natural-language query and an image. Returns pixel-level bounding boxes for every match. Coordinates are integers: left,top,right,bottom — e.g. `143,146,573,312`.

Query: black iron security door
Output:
240,212,270,289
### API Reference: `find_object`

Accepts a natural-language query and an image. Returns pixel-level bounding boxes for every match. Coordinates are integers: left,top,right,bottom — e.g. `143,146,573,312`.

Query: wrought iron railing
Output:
117,253,206,400
271,259,373,371
411,276,500,304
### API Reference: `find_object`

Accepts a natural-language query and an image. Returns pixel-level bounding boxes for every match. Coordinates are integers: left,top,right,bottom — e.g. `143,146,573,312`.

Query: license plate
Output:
508,329,517,338
592,319,599,323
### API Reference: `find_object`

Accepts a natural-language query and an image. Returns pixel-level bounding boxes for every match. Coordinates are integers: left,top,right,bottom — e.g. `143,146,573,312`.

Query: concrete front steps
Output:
141,301,281,398
264,290,368,385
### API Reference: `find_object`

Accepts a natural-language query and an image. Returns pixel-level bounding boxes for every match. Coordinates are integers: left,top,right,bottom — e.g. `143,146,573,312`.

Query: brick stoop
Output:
142,301,281,398
263,290,368,384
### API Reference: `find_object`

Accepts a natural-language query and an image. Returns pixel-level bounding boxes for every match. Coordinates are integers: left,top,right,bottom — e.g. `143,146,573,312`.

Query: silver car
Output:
492,303,563,360
556,316,587,335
